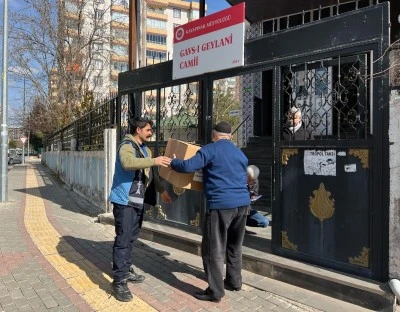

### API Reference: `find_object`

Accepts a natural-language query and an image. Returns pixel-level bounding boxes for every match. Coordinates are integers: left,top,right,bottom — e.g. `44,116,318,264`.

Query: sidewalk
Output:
0,162,381,311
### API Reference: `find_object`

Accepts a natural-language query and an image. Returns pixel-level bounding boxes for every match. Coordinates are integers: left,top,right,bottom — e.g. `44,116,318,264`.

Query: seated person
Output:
246,165,269,229
283,106,307,140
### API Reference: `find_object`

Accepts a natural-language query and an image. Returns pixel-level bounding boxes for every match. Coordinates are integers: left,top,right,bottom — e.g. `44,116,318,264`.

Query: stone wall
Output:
389,48,400,279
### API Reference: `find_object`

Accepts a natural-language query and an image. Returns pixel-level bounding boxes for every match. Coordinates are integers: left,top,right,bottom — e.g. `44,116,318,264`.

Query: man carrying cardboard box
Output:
109,117,172,302
171,121,250,303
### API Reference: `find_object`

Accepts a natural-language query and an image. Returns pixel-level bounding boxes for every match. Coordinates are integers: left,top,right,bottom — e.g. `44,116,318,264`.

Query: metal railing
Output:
44,95,117,151
232,115,250,148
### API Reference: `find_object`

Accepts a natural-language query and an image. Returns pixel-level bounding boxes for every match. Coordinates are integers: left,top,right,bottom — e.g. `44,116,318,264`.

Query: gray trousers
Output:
201,205,248,298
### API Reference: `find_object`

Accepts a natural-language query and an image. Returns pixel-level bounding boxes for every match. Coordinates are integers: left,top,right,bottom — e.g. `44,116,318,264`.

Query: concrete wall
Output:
389,48,400,279
41,129,116,214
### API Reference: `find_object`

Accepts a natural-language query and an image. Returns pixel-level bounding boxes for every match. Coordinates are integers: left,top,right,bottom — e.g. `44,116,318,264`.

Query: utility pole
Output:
129,0,138,70
22,77,25,165
0,0,9,202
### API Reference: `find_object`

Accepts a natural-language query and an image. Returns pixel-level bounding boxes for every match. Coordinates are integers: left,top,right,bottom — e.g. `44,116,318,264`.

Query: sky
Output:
203,0,230,14
0,0,231,127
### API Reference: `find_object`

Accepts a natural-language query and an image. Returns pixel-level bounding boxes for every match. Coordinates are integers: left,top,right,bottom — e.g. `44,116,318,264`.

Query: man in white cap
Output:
283,106,307,140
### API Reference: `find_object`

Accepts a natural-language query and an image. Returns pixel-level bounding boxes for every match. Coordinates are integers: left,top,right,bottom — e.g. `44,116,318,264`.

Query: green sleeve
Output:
119,143,156,170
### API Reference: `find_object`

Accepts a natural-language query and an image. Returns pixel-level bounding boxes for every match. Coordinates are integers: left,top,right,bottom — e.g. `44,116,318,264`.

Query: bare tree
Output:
9,0,128,131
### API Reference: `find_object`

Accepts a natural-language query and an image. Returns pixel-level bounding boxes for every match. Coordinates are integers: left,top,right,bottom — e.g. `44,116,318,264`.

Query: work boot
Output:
112,280,133,302
125,269,145,283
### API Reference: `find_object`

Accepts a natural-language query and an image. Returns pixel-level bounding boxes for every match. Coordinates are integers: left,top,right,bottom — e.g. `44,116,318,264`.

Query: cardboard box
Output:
160,138,203,191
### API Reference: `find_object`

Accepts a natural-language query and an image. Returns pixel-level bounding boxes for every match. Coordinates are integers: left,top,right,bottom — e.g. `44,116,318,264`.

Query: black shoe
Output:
224,280,241,291
125,271,145,283
193,290,221,303
112,280,133,302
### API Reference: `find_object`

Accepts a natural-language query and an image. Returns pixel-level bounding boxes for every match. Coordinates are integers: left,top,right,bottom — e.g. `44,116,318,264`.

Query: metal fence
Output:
43,95,117,151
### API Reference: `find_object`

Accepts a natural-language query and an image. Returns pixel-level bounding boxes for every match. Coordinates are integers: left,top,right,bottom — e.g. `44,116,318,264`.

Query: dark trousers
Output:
112,203,143,282
201,205,248,298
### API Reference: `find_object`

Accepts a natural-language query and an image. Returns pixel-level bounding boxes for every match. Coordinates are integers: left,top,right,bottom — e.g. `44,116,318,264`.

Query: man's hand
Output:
160,190,172,204
154,156,171,167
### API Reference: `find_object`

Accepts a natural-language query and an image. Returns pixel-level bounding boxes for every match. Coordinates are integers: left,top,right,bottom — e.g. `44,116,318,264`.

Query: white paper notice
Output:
344,164,357,172
304,150,336,176
193,170,203,182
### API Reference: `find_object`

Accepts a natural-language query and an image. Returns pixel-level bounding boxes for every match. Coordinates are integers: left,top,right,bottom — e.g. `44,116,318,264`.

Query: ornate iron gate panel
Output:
274,46,388,280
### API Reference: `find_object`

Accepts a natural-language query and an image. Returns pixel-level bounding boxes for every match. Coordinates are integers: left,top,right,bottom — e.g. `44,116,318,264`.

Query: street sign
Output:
20,137,27,144
229,109,240,117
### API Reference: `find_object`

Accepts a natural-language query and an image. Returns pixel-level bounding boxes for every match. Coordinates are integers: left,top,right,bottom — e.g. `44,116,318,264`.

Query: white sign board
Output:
173,3,245,80
20,137,27,144
229,109,240,116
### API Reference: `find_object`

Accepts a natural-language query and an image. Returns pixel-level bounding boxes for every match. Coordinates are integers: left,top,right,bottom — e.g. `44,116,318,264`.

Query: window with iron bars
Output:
282,53,371,140
146,50,167,61
146,34,167,45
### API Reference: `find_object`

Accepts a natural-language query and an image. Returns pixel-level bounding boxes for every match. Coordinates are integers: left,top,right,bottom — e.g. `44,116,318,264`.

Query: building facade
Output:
57,0,202,105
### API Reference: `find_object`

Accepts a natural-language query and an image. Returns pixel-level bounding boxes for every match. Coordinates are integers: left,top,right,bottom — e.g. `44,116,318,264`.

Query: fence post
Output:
88,111,92,148
104,128,116,213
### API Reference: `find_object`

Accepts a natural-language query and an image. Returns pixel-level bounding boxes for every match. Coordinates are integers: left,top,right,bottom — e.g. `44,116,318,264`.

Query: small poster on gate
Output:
304,150,336,176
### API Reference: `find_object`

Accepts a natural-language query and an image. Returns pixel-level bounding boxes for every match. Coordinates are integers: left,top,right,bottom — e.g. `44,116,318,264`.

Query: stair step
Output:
248,136,273,143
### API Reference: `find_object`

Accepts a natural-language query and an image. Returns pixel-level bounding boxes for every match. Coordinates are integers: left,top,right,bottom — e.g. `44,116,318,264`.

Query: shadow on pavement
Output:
57,236,206,298
14,163,100,218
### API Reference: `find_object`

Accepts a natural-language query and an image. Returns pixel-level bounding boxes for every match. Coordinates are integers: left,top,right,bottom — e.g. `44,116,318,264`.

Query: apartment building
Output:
58,0,202,106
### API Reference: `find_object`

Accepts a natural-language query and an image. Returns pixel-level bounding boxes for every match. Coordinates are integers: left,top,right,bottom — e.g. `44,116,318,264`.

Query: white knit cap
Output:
247,165,260,179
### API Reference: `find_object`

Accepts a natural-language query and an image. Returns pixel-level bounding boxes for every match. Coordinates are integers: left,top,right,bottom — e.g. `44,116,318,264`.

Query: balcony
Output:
111,4,129,14
146,27,167,36
111,54,129,62
147,11,168,21
147,0,168,7
111,37,129,46
169,0,191,10
146,42,167,52
111,21,129,29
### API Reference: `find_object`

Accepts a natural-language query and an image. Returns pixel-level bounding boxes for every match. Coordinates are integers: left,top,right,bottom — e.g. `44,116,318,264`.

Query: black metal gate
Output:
118,3,390,280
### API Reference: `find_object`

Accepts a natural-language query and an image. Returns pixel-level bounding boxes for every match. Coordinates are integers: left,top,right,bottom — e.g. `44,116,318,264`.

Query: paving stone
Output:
20,290,36,300
8,290,23,300
4,282,19,291
41,297,58,309
49,290,65,300
3,303,18,312
62,305,79,312
54,296,72,308
237,297,264,310
27,277,41,285
35,289,52,300
12,275,27,284
0,286,9,298
0,295,13,307
27,296,43,308
252,297,277,310
12,298,29,309
43,282,58,292
266,296,292,309
16,306,34,312
16,281,31,291
47,308,63,312
2,275,14,284
30,283,46,292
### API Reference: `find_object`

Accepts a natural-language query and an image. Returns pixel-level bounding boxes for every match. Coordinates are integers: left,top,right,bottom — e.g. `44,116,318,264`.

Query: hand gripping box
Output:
160,138,203,191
